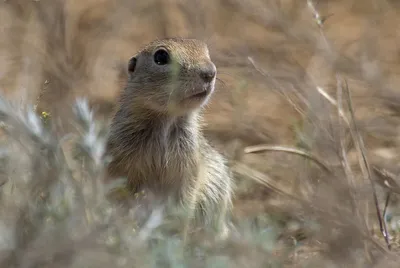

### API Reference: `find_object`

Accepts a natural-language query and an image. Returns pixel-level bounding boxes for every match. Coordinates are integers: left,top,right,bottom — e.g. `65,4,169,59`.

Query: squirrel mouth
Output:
189,90,209,99
182,85,214,104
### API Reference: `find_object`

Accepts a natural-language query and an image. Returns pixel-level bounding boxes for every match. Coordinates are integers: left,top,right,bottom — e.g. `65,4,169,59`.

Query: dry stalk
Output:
247,56,307,118
336,76,375,261
336,77,364,224
306,0,391,250
372,165,400,244
339,77,391,250
231,161,299,200
232,162,393,256
243,144,332,174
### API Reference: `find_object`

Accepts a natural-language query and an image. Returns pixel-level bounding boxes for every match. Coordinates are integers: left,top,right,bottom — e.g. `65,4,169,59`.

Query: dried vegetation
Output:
1,0,400,267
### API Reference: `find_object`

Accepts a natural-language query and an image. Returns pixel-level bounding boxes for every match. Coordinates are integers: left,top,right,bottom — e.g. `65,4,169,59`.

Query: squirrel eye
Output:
153,49,170,65
128,57,137,73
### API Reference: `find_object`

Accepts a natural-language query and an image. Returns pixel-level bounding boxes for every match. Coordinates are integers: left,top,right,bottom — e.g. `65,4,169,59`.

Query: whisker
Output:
216,77,227,88
217,71,237,79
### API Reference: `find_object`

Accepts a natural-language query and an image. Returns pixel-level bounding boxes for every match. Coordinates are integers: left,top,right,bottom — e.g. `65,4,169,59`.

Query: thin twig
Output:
336,78,374,265
383,192,391,225
371,166,400,195
336,77,362,219
340,77,391,250
247,57,307,117
316,86,351,127
243,144,332,174
232,162,393,256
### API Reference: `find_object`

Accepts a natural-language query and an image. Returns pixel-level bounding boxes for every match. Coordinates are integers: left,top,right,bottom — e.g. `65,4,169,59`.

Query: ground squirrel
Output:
106,38,233,237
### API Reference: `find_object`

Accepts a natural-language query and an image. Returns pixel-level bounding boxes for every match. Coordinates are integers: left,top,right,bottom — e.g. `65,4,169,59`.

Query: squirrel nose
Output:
199,63,216,82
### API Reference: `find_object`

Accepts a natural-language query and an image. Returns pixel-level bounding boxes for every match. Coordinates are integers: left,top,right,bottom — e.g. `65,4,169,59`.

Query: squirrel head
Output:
123,38,217,116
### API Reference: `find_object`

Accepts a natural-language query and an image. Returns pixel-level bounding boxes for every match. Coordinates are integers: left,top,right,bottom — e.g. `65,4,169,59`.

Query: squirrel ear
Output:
128,56,137,73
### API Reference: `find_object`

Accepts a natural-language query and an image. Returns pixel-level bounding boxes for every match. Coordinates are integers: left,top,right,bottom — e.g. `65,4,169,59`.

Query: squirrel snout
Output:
199,63,216,83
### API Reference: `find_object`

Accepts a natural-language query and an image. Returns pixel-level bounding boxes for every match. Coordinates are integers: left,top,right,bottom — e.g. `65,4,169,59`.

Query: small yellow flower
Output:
40,111,51,125
41,111,50,119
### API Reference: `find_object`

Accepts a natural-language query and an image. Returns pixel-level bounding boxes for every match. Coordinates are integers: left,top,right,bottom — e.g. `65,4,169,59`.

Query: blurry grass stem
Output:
243,144,332,174
372,165,400,248
307,1,391,250
339,77,391,250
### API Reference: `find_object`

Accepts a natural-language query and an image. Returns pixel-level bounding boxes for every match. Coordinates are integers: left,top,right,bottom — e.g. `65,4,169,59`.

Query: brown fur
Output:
106,38,233,237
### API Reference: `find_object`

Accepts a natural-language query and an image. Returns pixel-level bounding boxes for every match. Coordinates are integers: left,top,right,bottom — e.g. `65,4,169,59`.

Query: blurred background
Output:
1,0,400,266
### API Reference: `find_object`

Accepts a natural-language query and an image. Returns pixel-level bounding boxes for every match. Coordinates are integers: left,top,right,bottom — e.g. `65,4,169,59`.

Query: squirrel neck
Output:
112,102,199,138
107,95,201,155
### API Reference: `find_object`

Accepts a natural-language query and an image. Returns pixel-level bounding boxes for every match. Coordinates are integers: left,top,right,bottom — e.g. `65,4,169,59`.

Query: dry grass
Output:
1,0,400,266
